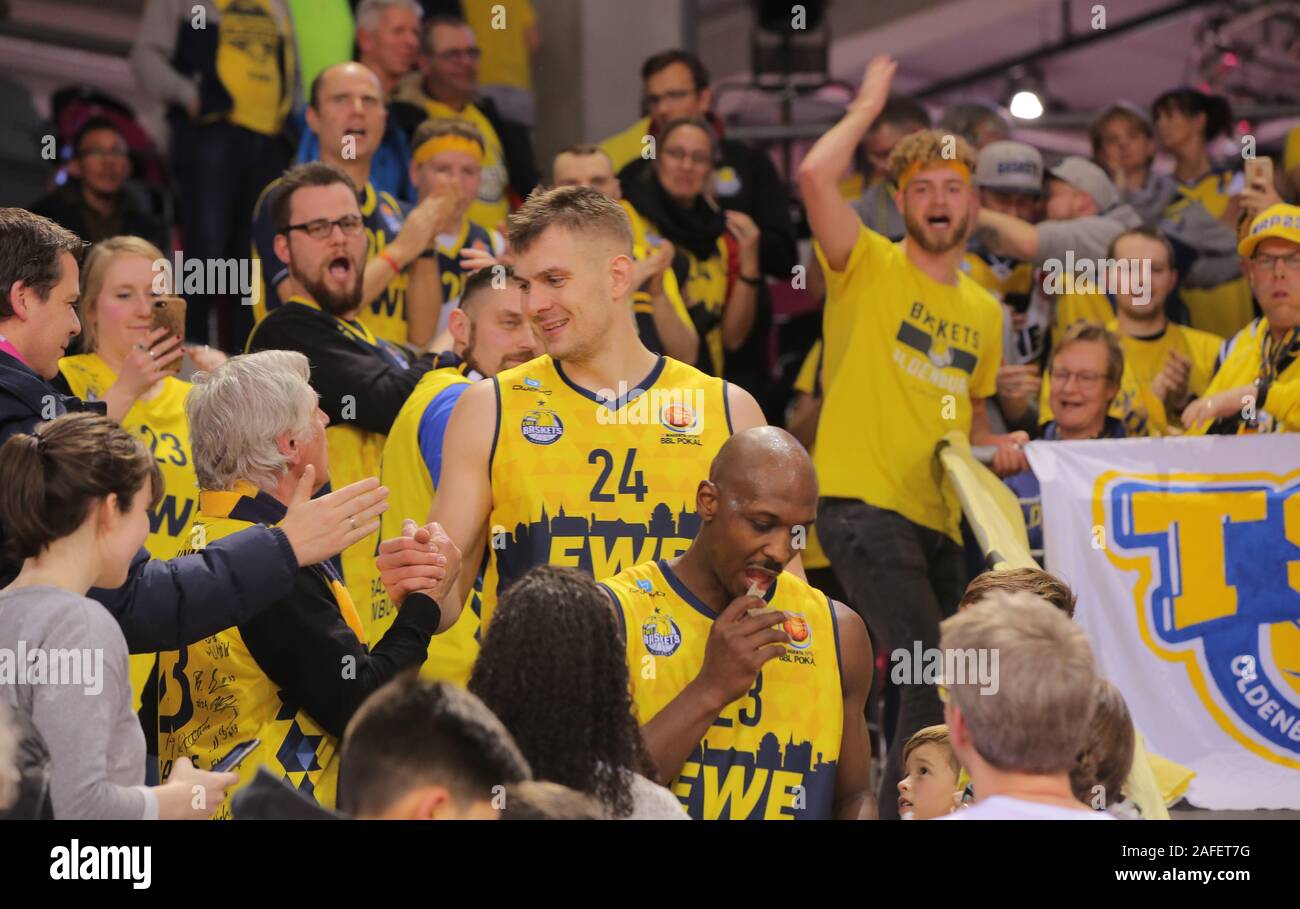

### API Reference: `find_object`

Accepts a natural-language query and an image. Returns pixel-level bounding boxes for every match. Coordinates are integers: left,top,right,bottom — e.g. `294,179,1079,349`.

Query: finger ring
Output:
349,516,357,530
149,350,156,359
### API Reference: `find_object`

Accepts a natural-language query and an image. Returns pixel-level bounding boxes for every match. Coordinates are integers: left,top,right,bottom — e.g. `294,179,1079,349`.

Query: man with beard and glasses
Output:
247,162,439,612
371,265,540,646
797,56,1025,819
600,427,875,820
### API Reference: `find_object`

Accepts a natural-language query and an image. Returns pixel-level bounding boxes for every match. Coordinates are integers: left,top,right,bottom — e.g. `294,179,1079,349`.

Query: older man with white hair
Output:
156,350,461,817
357,0,423,97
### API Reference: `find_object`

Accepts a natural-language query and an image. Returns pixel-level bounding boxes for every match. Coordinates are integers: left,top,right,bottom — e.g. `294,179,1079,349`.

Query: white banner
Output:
1026,434,1300,810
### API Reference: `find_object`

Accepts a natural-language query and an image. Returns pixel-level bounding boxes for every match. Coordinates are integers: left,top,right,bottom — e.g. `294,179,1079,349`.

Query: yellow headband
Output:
897,159,972,191
413,134,484,166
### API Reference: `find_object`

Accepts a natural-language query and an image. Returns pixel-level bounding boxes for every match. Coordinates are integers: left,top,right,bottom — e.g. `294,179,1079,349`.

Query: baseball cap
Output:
974,141,1044,194
1238,203,1300,257
1047,157,1120,213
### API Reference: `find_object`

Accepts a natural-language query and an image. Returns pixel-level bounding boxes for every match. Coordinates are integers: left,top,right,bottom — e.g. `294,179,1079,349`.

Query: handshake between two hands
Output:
376,519,464,612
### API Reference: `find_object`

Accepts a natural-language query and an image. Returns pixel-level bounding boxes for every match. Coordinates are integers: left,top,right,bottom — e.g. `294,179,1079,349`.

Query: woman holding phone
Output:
0,412,237,818
55,237,227,715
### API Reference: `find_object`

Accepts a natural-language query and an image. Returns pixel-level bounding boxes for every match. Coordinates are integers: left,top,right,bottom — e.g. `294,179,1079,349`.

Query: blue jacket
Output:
0,348,298,652
293,108,415,204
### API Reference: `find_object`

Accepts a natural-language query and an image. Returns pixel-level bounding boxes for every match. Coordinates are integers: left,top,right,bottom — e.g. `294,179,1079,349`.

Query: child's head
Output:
959,567,1078,618
1070,679,1136,811
898,724,963,819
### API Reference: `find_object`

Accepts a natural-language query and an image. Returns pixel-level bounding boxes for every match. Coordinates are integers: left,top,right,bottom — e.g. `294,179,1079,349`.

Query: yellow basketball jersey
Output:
370,361,474,645
443,355,730,685
157,482,361,816
60,354,199,712
602,559,844,820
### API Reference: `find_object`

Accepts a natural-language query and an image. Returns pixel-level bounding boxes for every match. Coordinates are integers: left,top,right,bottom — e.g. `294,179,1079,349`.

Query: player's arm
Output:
797,56,897,270
640,595,792,784
975,208,1040,263
425,379,497,610
726,382,766,432
831,600,877,820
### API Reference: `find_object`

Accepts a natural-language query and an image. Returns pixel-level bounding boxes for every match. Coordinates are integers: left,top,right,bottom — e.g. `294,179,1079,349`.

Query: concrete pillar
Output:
531,0,684,170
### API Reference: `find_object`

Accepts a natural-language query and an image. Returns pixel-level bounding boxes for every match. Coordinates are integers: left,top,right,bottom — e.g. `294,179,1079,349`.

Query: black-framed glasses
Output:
283,214,365,240
661,147,713,167
644,88,696,108
1253,251,1300,273
79,147,130,160
434,47,482,62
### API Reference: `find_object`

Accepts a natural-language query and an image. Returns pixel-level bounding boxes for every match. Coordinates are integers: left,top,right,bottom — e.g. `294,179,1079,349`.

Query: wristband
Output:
378,250,403,273
738,273,763,286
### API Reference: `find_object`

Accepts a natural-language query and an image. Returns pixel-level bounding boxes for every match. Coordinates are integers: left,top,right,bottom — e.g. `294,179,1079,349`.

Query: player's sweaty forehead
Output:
709,427,818,508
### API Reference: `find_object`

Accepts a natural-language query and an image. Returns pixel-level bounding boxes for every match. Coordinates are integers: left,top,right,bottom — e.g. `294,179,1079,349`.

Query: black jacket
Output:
30,183,168,253
245,302,435,433
232,767,346,820
619,136,797,280
0,349,300,652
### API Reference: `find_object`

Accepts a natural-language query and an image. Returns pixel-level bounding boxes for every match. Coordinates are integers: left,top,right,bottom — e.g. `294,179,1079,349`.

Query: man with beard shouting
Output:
796,56,1025,819
248,162,438,612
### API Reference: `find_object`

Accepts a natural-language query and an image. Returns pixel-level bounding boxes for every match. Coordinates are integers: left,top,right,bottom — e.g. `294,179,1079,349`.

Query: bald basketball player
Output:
599,427,875,820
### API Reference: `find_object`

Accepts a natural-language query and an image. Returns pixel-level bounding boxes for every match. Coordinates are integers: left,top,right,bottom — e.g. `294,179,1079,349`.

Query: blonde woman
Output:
54,236,227,713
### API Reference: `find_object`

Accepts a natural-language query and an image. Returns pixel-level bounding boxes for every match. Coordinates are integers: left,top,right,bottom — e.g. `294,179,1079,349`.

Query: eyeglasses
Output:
1049,367,1107,387
1252,252,1300,273
434,47,481,62
283,214,365,240
80,147,129,160
661,147,713,167
644,88,696,109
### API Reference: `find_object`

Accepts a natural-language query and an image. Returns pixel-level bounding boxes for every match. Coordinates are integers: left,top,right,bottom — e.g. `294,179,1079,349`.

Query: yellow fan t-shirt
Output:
814,225,1002,543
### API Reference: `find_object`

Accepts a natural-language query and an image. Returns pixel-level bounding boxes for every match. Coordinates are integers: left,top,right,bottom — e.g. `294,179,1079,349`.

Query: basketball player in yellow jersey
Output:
417,186,767,682
602,427,874,820
371,266,540,647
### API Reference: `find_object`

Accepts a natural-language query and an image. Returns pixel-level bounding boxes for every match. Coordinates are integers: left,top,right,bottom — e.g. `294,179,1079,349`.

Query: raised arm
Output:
976,208,1041,263
797,56,897,271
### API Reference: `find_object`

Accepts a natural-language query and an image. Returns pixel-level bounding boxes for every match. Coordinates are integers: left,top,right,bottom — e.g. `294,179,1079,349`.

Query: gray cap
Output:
1047,156,1120,213
974,141,1044,194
